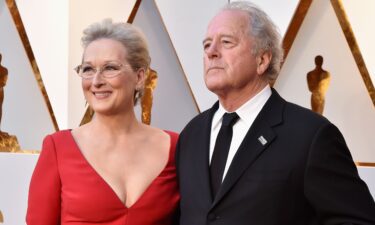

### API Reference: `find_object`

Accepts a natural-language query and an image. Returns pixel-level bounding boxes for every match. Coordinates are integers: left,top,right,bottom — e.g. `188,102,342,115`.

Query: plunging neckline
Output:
67,130,172,209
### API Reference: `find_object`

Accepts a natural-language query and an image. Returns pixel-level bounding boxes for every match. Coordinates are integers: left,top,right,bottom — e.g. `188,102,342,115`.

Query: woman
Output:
26,19,179,225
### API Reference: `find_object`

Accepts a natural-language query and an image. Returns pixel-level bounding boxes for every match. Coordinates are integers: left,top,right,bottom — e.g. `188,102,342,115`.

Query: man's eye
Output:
203,42,211,50
222,40,233,46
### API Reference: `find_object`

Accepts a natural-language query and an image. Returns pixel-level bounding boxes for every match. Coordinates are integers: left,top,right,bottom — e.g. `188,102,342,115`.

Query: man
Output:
176,2,375,225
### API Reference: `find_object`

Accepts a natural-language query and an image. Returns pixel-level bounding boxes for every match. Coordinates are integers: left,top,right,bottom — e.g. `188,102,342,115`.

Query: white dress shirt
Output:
209,85,272,181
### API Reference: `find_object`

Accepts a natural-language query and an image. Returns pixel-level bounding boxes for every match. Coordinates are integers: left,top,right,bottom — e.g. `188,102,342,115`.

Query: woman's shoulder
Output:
162,130,179,153
141,124,178,139
41,130,75,152
141,126,179,150
46,129,72,141
162,130,179,141
43,129,71,142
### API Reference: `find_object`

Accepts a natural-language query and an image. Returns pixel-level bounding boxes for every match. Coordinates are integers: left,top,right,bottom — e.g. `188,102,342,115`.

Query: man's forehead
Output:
206,10,249,34
210,10,249,25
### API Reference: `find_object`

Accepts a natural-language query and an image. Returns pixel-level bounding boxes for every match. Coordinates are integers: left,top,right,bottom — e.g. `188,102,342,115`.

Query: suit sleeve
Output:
304,123,375,224
26,135,61,225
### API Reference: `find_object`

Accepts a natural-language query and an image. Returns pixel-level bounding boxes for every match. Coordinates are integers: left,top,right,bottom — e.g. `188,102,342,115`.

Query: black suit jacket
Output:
176,89,375,225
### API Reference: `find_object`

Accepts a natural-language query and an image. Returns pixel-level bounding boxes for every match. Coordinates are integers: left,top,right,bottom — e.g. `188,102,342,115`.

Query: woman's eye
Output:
104,65,119,71
82,66,94,73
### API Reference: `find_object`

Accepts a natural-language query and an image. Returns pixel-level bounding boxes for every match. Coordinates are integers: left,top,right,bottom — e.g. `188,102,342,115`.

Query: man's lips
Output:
207,66,224,72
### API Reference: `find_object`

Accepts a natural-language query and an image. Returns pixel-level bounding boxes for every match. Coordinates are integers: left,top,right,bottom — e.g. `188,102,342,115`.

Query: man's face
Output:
203,10,261,97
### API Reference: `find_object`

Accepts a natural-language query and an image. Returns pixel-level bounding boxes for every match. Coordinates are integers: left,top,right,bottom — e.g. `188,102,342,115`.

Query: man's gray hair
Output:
223,1,283,81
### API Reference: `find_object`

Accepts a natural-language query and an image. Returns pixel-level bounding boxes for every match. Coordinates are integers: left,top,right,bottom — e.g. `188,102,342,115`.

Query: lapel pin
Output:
258,136,267,145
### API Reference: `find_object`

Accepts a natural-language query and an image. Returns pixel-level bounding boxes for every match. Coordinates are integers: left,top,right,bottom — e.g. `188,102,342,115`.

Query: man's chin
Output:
205,83,225,96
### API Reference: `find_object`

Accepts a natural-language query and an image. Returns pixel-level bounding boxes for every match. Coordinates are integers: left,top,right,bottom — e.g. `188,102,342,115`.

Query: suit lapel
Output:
211,89,285,207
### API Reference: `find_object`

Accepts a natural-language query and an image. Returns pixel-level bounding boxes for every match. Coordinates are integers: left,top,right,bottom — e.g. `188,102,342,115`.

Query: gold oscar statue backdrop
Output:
0,209,3,223
0,52,20,152
274,0,375,162
306,55,331,114
1,0,57,151
141,68,158,125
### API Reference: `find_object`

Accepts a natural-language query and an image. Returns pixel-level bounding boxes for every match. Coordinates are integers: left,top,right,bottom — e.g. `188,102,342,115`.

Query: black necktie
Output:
210,112,239,198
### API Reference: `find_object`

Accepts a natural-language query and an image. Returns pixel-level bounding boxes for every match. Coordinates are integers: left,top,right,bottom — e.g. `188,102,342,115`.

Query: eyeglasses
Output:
74,62,132,79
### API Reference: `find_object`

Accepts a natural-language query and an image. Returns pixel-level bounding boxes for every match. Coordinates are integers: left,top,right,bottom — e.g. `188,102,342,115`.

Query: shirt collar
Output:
236,85,271,126
212,85,272,128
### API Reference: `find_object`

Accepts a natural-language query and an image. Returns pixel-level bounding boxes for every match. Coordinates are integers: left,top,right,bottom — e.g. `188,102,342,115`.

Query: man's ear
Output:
256,51,272,75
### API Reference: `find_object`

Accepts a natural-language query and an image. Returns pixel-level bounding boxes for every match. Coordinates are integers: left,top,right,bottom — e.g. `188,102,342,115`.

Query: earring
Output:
134,88,140,100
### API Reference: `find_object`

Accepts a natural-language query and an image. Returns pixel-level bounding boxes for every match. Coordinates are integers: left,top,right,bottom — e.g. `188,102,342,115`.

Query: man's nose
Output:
206,42,221,59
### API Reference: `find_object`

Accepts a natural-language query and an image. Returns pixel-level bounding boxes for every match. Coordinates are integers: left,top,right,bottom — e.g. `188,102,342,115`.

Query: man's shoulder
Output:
283,100,330,125
268,89,329,125
180,107,213,135
186,107,211,125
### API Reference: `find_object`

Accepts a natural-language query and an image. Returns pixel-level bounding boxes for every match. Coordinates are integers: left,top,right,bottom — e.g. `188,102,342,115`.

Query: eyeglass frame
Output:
74,62,134,79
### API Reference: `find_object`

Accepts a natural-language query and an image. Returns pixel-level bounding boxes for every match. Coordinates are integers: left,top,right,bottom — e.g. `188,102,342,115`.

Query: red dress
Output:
26,130,180,225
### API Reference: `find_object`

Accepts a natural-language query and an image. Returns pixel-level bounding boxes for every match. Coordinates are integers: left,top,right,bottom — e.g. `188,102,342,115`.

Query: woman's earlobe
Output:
137,68,146,85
